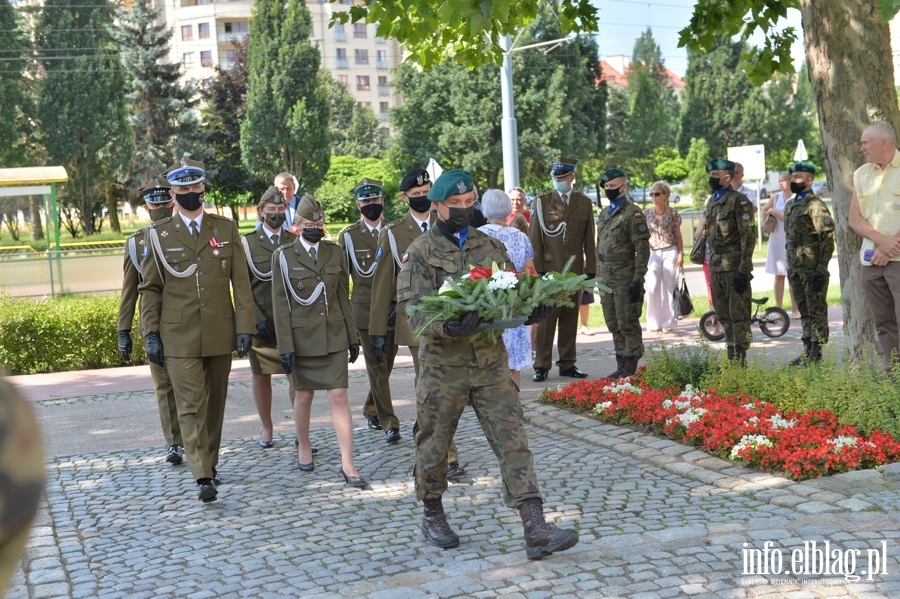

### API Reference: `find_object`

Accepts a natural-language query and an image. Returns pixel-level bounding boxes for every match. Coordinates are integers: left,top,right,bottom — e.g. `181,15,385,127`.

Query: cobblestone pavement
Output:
11,306,900,598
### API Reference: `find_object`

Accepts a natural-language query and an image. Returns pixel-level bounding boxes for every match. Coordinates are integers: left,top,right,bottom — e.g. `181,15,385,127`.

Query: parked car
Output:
812,181,832,198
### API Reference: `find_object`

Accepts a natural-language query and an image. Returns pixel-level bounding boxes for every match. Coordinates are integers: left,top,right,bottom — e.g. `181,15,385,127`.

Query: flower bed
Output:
539,377,900,480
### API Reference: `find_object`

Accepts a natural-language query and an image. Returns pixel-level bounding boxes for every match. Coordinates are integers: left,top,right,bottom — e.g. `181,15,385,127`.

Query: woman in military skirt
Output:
272,195,367,488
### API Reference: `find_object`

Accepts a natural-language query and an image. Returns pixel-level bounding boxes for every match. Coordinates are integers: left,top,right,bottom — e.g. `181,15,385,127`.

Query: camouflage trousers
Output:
788,268,829,344
599,265,644,358
710,269,752,351
414,357,541,508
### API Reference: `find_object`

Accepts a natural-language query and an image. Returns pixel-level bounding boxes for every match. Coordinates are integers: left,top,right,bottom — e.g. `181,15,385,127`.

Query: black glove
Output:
281,352,295,375
145,331,165,366
525,304,554,325
348,343,360,363
236,333,253,358
371,335,387,364
733,271,751,294
808,271,826,292
255,320,276,346
118,330,132,362
387,301,398,327
627,280,643,303
443,312,483,337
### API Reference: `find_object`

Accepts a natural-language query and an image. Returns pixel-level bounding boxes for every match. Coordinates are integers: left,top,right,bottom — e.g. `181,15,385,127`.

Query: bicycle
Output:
698,297,790,342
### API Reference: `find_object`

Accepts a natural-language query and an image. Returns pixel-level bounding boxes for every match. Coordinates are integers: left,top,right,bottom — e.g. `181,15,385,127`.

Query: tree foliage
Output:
242,0,330,193
685,137,712,206
0,0,29,167
321,75,384,159
314,156,400,224
759,65,819,172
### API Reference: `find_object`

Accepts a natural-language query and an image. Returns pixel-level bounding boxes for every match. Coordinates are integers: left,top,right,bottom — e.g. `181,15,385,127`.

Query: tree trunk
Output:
29,197,44,241
106,185,121,233
798,0,900,363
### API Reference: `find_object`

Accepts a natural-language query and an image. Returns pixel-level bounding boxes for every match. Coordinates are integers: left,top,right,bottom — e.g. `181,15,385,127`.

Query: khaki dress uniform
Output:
241,226,297,374
529,190,598,373
118,227,182,449
339,221,399,431
139,212,255,482
272,238,359,390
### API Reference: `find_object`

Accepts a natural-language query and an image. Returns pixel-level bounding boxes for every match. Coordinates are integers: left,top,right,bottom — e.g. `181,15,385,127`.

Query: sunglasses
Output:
649,192,666,197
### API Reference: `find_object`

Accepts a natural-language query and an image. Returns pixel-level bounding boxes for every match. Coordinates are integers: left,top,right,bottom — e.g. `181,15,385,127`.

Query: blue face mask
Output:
553,180,569,193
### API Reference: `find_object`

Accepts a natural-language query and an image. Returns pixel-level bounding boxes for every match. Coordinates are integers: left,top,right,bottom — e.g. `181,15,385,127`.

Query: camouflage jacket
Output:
784,191,834,274
704,189,756,274
596,197,651,283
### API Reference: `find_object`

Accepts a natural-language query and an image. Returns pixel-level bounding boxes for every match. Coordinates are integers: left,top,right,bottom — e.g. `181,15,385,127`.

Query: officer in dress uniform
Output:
597,168,650,378
241,186,298,447
338,179,401,444
117,177,184,465
784,161,834,364
704,158,757,364
368,168,465,479
398,169,576,560
139,158,255,503
272,194,368,488
529,158,598,382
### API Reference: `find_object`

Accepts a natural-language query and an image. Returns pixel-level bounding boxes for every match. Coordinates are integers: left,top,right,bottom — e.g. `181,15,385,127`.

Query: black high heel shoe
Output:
298,460,314,472
339,468,368,489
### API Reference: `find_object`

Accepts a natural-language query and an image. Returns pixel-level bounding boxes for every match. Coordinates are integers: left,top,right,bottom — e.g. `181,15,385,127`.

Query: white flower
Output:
767,415,797,430
730,434,774,459
439,278,455,293
487,270,519,291
828,435,859,452
662,399,673,409
746,416,759,425
592,401,613,416
668,407,707,427
603,381,642,395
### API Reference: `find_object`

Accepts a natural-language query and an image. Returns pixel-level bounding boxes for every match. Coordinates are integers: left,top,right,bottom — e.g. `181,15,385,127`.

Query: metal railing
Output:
0,247,126,298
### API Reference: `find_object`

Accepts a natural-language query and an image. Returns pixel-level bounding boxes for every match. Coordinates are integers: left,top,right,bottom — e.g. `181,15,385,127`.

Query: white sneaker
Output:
580,325,594,336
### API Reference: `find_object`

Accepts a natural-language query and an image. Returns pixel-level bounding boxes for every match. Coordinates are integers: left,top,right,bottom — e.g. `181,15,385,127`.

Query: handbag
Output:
673,271,694,320
761,213,777,235
689,230,707,266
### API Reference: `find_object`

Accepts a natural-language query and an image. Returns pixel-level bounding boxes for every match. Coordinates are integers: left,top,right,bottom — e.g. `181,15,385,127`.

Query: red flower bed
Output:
539,378,900,480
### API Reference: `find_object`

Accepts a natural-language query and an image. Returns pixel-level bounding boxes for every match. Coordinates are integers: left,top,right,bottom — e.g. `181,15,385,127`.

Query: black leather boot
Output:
808,341,823,362
422,498,460,548
604,354,624,380
620,356,639,377
519,498,578,560
789,338,811,366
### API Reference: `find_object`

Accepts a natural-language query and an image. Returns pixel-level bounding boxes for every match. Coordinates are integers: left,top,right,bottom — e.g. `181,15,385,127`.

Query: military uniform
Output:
529,160,597,377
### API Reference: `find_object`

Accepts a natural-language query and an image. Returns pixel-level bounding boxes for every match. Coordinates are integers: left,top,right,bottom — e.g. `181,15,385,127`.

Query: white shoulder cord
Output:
277,248,327,313
241,236,272,281
533,195,567,238
342,231,375,278
127,236,140,271
387,227,403,268
148,227,197,279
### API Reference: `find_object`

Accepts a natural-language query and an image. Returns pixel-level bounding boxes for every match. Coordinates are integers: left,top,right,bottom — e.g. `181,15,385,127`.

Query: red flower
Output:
468,266,493,280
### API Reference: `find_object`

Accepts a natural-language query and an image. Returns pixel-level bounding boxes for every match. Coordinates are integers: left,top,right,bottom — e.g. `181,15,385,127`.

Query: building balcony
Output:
334,31,347,42
376,59,388,69
379,112,389,122
377,86,390,96
336,58,349,69
219,32,248,45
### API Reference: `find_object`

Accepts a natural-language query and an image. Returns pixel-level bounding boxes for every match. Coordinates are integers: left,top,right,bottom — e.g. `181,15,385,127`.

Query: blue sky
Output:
589,0,804,77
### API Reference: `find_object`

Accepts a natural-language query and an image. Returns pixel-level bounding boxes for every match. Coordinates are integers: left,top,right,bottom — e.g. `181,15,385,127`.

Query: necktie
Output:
272,233,279,246
190,220,199,239
372,228,379,239
561,194,568,205
421,222,428,232
309,246,317,263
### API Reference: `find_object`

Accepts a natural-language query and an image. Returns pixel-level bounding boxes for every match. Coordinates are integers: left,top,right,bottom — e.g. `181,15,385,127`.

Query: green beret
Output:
706,158,736,172
296,194,324,222
789,161,816,175
257,186,285,208
427,169,475,202
600,168,627,184
164,157,205,186
351,178,383,201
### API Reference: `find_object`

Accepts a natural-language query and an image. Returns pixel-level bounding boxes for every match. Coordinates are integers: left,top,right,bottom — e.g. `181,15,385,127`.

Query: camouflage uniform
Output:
785,191,834,347
398,228,541,508
706,189,757,355
596,197,650,365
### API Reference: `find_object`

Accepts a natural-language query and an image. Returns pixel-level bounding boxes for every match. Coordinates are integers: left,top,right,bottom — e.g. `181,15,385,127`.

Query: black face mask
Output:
708,177,723,192
301,227,325,244
790,181,806,195
149,205,173,221
264,213,286,230
439,206,473,233
360,203,383,221
604,187,621,201
174,191,203,212
408,196,432,214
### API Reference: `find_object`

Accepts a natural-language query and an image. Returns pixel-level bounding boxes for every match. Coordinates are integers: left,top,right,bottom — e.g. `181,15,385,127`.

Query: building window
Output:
181,25,193,41
354,49,368,65
198,22,210,39
357,101,371,109
334,22,346,42
379,101,389,121
353,23,367,38
183,52,195,67
224,22,248,34
608,76,616,84
378,75,390,95
336,48,348,69
356,76,370,91
376,50,388,69
200,51,213,67
225,49,235,63
338,74,349,87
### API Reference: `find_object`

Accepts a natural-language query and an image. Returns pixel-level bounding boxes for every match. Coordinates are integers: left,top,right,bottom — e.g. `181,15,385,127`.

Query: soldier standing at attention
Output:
784,161,834,364
704,158,757,364
529,158,597,382
399,169,575,559
339,179,401,445
118,177,184,465
597,168,650,379
369,169,465,479
240,186,297,447
272,194,367,489
139,158,255,503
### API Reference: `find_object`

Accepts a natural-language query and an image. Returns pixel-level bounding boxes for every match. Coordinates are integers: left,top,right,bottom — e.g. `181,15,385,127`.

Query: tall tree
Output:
37,0,130,236
242,0,330,193
760,65,819,171
0,0,28,167
112,0,209,197
321,74,383,158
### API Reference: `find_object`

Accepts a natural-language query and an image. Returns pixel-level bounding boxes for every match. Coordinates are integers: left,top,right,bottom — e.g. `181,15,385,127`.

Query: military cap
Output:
296,193,324,222
399,168,430,191
427,170,475,202
789,161,816,175
351,178,383,201
550,158,578,177
706,158,736,172
257,185,285,208
600,167,627,184
164,157,205,187
139,176,172,204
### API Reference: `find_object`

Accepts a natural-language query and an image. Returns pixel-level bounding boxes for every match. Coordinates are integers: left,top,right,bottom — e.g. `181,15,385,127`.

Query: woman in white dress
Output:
762,172,798,317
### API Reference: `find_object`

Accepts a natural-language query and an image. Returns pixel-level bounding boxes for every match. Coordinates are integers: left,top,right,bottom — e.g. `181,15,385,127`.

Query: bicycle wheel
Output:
699,311,725,342
760,307,790,338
